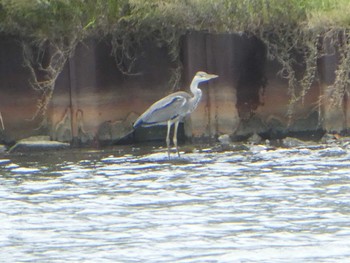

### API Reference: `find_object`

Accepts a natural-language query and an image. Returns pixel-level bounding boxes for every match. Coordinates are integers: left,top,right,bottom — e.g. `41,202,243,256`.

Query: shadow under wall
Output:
235,34,267,119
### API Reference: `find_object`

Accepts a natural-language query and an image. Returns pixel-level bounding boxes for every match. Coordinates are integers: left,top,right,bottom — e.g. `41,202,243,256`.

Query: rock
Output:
247,133,262,144
76,109,93,144
233,144,250,151
52,109,72,142
249,144,268,152
9,138,70,153
0,144,6,153
212,143,249,152
20,135,51,142
97,112,138,144
212,144,233,152
218,134,232,145
215,134,252,152
320,133,338,144
282,137,306,148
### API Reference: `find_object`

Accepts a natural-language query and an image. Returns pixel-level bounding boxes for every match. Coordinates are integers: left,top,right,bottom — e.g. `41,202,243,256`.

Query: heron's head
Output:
195,71,218,82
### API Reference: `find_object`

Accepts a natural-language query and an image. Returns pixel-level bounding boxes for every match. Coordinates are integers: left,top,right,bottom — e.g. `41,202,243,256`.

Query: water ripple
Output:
1,145,350,262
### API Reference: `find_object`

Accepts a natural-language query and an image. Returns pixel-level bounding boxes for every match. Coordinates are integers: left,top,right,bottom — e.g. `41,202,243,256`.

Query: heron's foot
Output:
167,147,171,159
165,146,182,159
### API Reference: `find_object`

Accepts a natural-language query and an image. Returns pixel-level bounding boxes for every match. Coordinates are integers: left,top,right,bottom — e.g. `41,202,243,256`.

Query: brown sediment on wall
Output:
0,32,346,147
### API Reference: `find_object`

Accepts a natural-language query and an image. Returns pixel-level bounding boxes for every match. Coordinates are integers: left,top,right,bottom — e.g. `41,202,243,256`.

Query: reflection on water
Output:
1,145,350,262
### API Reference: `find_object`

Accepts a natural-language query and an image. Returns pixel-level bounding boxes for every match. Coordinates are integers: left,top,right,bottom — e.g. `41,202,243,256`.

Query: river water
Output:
1,143,350,262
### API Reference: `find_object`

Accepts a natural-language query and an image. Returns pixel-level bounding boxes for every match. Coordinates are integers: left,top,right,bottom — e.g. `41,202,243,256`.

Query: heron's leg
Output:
173,121,180,157
166,120,172,158
0,112,4,130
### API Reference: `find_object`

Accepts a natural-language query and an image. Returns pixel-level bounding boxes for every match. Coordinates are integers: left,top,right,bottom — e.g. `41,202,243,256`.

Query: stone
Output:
9,138,70,153
52,109,72,142
20,135,51,142
247,133,262,145
320,133,338,144
218,134,232,145
282,137,306,148
97,112,138,144
249,144,268,152
0,144,6,153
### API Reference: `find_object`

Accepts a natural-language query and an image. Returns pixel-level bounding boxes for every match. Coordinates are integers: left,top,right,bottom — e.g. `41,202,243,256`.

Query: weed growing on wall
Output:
1,0,350,122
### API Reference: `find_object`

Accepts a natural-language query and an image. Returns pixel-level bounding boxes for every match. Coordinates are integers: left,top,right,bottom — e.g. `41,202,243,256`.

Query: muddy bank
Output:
1,132,348,159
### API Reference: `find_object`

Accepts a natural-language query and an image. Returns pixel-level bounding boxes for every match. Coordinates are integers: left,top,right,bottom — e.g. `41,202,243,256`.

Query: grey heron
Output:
133,71,218,158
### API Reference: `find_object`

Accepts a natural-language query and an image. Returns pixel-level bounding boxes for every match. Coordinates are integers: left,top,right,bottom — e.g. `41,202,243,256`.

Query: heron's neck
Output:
189,78,203,111
190,78,202,99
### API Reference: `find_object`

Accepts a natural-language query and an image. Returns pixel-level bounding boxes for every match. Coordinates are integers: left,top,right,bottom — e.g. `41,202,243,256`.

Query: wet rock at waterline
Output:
282,137,311,148
218,134,232,145
97,112,138,145
0,144,6,153
9,136,70,153
212,142,249,153
247,133,263,145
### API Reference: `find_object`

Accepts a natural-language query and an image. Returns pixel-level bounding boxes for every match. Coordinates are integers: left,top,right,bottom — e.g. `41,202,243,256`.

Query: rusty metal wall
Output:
182,32,326,141
0,33,344,146
0,36,43,144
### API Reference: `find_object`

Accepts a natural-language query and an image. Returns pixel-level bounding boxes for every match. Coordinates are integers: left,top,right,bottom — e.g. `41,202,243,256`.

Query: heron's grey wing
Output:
134,92,189,128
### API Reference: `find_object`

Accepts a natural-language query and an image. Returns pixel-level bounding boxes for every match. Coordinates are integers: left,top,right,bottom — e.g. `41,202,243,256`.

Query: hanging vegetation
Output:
0,0,350,121
0,0,124,121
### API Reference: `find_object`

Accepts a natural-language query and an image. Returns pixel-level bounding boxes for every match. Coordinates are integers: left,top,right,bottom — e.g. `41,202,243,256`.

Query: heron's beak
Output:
208,74,218,79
